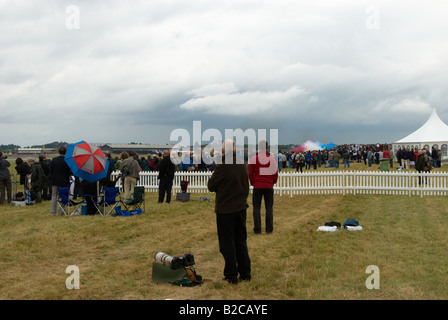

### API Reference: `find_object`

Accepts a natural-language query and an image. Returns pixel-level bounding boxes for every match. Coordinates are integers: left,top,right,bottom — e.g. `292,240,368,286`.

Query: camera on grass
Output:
154,252,195,270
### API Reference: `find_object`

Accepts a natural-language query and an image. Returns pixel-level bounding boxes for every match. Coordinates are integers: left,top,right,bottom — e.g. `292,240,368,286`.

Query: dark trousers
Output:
81,182,98,215
252,188,274,234
216,210,251,283
418,170,429,185
0,178,12,204
42,176,51,200
158,177,173,203
32,187,42,203
305,161,311,170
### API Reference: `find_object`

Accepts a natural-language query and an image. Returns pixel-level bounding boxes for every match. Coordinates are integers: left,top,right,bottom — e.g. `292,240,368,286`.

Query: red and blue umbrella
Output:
65,141,109,182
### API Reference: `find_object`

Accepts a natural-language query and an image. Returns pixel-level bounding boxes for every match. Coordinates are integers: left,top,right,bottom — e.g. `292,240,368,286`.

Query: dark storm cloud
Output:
1,0,448,147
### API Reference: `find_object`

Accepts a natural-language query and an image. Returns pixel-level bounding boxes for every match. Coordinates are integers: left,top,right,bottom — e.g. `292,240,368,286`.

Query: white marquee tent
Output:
392,107,448,159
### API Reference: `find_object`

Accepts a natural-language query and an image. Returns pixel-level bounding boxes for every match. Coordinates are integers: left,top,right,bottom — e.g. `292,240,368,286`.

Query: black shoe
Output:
239,275,251,282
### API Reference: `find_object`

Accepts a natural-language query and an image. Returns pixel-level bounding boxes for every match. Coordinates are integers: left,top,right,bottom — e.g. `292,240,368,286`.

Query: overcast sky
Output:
1,0,448,147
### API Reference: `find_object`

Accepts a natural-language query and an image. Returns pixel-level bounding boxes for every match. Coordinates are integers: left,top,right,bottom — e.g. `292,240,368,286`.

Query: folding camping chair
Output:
122,186,145,213
57,187,84,216
93,187,121,216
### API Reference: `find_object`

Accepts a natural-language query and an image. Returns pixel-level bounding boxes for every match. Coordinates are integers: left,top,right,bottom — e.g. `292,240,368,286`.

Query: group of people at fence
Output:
276,144,394,172
1,141,443,206
0,148,113,212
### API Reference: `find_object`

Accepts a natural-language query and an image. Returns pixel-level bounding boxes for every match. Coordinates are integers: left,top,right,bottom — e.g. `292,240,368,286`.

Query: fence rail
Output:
111,170,448,198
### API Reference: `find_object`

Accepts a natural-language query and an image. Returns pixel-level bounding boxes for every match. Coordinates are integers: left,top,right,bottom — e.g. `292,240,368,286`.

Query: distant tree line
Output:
29,141,69,149
0,144,20,152
0,141,69,153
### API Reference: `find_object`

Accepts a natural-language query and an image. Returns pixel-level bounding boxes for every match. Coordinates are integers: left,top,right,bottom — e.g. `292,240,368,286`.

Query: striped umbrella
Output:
64,141,109,182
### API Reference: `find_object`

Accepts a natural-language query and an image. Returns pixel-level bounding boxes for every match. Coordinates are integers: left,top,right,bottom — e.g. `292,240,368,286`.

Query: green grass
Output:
1,190,448,300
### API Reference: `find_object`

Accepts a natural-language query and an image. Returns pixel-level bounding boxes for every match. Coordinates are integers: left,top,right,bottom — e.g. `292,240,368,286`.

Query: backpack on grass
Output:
343,218,359,229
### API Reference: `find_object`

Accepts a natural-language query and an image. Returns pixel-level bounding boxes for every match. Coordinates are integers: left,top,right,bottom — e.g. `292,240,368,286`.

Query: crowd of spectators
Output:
1,142,445,205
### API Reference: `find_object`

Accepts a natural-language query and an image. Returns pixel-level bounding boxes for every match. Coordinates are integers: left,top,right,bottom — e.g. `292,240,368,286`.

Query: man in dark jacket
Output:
207,140,251,284
29,159,45,203
39,155,52,200
157,150,175,203
416,148,431,185
431,147,439,168
0,152,12,205
50,146,72,215
15,158,31,192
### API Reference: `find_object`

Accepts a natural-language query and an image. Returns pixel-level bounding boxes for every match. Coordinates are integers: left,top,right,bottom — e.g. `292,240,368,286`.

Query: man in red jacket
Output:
248,140,278,234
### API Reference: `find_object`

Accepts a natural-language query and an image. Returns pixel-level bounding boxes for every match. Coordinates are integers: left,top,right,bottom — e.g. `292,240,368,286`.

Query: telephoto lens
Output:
154,252,196,269
154,252,173,265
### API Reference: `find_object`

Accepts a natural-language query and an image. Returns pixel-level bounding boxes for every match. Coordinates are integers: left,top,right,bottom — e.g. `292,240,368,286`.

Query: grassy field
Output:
1,187,448,300
1,157,448,300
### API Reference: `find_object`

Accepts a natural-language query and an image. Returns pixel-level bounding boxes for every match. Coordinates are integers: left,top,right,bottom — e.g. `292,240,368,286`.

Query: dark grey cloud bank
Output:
1,0,448,147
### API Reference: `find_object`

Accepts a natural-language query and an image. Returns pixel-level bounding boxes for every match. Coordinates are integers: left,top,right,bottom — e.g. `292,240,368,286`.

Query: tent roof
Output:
395,108,448,143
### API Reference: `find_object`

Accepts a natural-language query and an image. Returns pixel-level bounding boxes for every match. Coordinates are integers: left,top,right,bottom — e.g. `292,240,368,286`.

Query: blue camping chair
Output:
93,187,121,216
121,186,145,213
57,187,84,216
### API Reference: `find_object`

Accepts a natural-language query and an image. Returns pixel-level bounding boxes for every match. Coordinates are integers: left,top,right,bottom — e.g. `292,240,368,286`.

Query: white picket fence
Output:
111,170,448,197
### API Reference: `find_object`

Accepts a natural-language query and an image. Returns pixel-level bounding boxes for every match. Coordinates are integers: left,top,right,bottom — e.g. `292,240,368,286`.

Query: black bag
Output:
14,192,25,201
325,221,341,228
176,193,190,202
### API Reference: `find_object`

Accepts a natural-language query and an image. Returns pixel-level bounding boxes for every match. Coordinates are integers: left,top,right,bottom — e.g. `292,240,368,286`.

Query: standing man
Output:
121,151,141,203
416,149,431,185
402,147,410,170
342,149,350,169
296,151,305,173
367,148,373,167
29,159,45,204
248,140,278,234
388,147,394,169
277,152,283,172
382,147,389,163
39,154,52,200
334,150,340,168
207,140,251,285
158,150,175,203
0,152,12,205
437,148,442,168
49,146,72,215
431,147,439,168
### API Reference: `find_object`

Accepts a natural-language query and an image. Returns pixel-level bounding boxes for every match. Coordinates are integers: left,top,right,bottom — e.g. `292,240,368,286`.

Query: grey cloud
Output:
1,1,448,147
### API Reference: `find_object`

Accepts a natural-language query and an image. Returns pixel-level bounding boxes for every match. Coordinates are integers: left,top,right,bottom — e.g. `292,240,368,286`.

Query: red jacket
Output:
248,152,278,189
